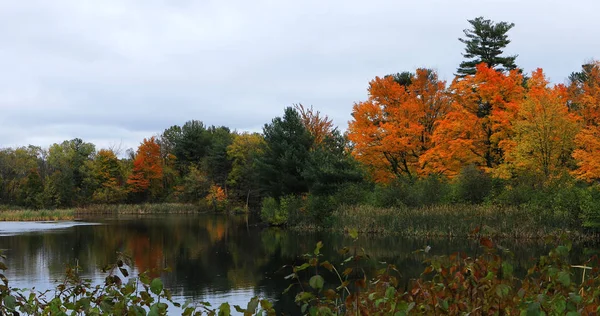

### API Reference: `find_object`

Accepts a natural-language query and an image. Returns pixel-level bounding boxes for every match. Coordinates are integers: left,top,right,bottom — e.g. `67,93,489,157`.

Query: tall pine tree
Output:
456,17,518,77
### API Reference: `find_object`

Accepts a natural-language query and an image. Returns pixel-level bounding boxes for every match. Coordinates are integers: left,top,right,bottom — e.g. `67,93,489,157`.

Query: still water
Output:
0,214,594,314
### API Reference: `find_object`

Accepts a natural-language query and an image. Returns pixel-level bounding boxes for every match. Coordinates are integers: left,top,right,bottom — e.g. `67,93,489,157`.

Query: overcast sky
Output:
1,0,598,152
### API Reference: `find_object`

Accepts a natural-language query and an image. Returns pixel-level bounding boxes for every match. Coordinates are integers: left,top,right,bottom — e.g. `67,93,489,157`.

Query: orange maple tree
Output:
294,103,335,145
421,63,525,177
127,137,163,196
348,69,451,182
570,61,600,181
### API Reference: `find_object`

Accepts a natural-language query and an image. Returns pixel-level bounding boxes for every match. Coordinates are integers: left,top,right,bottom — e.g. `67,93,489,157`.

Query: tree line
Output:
1,17,600,218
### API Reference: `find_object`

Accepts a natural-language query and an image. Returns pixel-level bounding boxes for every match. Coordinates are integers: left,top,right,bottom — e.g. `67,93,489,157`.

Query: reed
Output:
323,204,584,239
0,209,75,221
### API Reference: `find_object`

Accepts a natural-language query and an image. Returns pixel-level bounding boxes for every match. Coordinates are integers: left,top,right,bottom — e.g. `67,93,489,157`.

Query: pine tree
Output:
456,16,518,77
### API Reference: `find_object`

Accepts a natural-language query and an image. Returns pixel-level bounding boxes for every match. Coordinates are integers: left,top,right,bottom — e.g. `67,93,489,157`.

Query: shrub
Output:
330,182,372,206
260,197,286,225
453,165,492,204
305,194,336,227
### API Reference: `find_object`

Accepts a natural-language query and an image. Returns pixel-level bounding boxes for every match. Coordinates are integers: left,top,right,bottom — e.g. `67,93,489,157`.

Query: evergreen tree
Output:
258,107,312,199
456,16,518,76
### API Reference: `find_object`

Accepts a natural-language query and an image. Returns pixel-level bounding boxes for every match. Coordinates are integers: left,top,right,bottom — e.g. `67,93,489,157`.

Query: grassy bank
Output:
0,209,75,221
0,203,203,221
293,203,585,239
74,203,202,215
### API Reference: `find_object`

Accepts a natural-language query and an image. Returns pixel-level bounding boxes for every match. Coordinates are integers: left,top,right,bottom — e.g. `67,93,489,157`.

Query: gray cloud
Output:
0,0,598,152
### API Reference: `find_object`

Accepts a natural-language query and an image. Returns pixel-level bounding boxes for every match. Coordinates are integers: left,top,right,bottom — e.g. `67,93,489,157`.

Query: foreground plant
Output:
287,232,600,315
0,251,275,316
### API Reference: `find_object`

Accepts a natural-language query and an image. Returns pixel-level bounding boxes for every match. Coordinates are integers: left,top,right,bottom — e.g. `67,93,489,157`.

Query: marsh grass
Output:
322,204,584,239
0,209,75,221
75,203,202,214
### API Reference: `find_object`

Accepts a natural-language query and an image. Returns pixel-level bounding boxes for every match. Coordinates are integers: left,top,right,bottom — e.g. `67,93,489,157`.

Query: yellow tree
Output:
505,69,579,179
421,63,525,177
91,149,126,203
570,61,600,181
348,68,451,182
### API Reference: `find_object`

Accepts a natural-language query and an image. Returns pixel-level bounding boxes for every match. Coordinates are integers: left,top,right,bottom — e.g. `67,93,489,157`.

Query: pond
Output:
0,214,595,314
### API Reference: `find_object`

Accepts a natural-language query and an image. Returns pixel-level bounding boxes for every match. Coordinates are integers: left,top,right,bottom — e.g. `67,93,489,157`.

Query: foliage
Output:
127,137,164,201
453,165,493,204
289,239,600,315
257,107,312,199
0,251,275,316
348,69,451,182
260,197,287,226
503,69,579,180
226,133,265,207
456,16,518,76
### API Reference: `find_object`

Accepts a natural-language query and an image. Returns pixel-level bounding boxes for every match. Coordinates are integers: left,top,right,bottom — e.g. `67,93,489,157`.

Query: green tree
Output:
258,107,312,199
44,139,95,207
456,16,518,76
203,126,233,189
303,131,364,196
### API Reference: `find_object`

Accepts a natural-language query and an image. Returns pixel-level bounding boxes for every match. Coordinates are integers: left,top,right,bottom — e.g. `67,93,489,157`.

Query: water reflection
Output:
0,214,595,314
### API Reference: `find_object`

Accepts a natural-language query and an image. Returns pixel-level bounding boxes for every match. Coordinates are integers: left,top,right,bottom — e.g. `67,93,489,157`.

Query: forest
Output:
1,17,600,231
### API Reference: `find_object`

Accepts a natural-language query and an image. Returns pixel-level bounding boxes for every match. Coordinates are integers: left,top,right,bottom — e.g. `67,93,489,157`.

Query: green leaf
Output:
150,278,163,295
553,299,566,313
295,291,314,303
246,296,259,312
234,305,246,313
218,302,231,316
3,295,16,310
502,262,513,278
385,286,396,299
301,303,308,314
495,284,510,298
348,228,358,240
314,241,323,255
569,293,582,304
294,263,310,272
527,302,541,316
309,275,324,290
557,271,571,287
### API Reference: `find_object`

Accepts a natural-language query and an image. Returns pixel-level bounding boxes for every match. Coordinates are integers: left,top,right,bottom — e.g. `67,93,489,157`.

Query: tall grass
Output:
326,204,583,239
0,209,75,221
75,203,202,215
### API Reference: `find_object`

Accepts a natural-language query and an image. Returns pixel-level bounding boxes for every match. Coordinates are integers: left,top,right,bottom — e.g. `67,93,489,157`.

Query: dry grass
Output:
326,204,584,239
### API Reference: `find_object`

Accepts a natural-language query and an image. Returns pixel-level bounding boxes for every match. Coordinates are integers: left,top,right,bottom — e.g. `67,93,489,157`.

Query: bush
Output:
330,182,372,206
280,195,304,226
453,165,492,204
260,195,304,226
260,197,286,225
368,181,406,208
305,194,336,227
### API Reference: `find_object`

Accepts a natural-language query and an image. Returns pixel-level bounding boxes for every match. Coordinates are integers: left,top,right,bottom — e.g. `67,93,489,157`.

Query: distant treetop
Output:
456,16,518,77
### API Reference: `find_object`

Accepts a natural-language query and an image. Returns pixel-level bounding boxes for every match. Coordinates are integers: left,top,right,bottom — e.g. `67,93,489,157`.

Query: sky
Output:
1,0,599,152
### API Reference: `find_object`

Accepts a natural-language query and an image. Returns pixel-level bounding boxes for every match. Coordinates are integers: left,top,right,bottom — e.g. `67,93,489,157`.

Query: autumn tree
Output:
422,64,525,177
293,103,335,146
570,61,600,181
227,132,265,207
127,137,163,200
456,17,518,76
504,69,579,180
348,68,451,182
90,149,126,203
